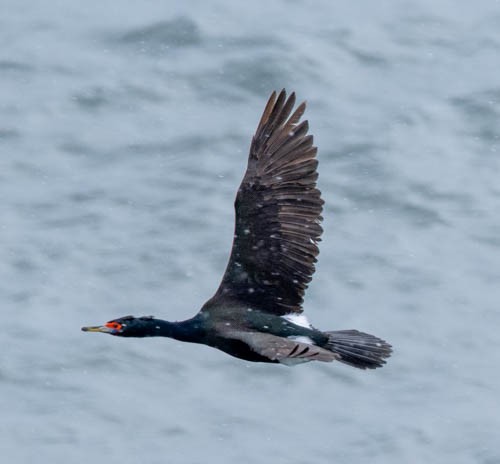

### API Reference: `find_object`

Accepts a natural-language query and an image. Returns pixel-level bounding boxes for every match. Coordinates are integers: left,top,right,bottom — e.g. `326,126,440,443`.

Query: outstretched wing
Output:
205,90,323,315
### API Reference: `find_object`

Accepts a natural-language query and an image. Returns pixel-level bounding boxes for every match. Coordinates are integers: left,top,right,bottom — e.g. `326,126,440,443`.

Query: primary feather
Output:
204,90,323,316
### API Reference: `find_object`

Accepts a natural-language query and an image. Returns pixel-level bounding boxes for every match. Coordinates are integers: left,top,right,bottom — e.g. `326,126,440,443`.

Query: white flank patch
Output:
288,335,314,345
281,313,312,329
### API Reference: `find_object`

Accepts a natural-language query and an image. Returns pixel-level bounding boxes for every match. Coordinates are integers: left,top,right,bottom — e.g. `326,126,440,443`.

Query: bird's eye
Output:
105,322,123,330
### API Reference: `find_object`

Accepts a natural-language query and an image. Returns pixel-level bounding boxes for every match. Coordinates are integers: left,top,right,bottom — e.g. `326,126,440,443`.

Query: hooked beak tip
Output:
82,325,107,333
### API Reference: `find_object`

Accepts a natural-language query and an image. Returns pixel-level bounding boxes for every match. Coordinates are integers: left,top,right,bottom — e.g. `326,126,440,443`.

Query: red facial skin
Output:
105,321,123,331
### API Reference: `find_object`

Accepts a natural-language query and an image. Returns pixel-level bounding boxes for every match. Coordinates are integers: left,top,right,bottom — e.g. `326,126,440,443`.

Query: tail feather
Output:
324,329,392,369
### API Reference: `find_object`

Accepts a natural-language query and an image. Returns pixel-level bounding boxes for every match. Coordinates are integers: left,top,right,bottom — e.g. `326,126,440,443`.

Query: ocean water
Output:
1,1,500,463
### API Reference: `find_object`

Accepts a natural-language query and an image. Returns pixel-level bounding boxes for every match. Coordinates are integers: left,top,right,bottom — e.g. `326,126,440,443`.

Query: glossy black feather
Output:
203,89,323,316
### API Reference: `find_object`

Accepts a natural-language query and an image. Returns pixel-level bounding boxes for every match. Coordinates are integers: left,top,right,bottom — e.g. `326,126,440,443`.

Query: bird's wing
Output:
203,90,323,316
228,331,338,364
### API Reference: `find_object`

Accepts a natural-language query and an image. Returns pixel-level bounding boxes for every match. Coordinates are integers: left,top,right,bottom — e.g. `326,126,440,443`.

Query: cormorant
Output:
82,90,392,368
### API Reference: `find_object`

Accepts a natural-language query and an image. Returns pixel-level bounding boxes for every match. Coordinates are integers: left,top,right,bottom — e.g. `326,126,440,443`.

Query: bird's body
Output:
83,90,392,369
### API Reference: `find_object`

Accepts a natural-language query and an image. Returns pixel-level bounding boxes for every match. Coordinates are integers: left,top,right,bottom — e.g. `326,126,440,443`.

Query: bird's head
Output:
82,315,155,337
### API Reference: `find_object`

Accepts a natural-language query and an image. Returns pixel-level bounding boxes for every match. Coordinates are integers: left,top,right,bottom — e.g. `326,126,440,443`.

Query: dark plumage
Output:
82,90,392,369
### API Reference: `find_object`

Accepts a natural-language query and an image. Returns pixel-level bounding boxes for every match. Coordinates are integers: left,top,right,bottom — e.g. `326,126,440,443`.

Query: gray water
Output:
1,1,500,463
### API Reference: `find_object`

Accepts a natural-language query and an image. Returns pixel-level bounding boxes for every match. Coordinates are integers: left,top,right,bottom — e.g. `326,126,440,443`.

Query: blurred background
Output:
1,1,499,463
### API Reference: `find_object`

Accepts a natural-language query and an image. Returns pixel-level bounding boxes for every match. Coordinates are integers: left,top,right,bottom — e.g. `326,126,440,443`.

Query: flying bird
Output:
82,90,392,368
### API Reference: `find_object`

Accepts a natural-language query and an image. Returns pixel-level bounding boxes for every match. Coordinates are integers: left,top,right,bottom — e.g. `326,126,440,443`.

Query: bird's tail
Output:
323,330,392,369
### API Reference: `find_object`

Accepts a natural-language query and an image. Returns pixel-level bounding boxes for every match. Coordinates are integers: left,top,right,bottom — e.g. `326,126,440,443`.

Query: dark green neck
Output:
148,318,204,343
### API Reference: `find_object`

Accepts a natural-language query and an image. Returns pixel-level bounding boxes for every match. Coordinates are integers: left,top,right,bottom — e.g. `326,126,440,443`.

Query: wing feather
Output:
226,331,338,364
203,90,323,315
